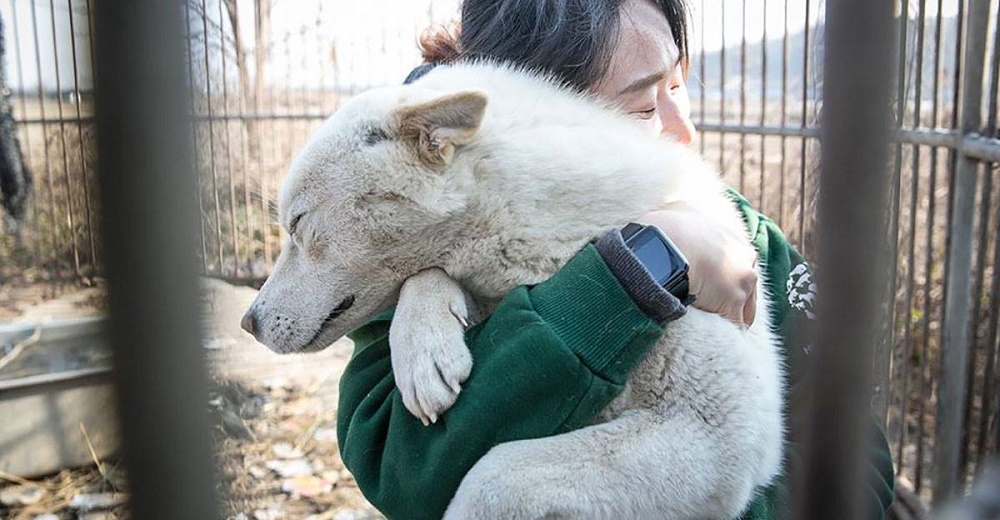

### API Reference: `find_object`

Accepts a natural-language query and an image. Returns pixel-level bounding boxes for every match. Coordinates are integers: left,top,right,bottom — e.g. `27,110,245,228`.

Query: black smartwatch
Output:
621,223,695,306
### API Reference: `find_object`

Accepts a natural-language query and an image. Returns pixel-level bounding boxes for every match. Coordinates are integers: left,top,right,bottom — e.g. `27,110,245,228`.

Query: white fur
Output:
390,267,475,425
243,62,784,519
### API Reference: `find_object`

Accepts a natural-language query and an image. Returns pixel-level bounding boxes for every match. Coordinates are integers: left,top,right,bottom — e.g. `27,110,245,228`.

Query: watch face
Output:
626,227,689,287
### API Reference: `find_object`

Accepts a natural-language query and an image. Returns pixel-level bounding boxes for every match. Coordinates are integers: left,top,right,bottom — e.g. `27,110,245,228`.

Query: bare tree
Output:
221,0,252,116
222,0,267,156
254,0,272,117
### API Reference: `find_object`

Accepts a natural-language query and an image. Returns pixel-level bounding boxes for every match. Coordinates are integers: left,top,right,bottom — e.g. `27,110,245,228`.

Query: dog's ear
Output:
394,90,487,167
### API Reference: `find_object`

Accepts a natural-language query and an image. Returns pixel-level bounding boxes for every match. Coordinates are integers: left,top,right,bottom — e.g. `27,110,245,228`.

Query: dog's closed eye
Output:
363,126,390,145
289,213,304,236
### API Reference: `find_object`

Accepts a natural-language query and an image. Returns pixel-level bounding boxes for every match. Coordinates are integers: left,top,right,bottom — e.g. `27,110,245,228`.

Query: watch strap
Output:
621,223,694,306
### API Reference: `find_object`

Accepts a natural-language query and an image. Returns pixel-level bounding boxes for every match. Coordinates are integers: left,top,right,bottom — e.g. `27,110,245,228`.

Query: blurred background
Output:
0,0,997,518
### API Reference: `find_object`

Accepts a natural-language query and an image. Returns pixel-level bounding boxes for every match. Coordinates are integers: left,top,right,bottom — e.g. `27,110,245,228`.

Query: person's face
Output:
592,0,695,145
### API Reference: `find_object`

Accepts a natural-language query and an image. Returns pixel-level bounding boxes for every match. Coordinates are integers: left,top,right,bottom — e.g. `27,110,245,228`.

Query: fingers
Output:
707,271,758,327
742,284,758,327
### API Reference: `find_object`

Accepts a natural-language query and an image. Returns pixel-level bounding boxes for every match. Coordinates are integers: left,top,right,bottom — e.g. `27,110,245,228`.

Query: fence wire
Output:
0,0,998,514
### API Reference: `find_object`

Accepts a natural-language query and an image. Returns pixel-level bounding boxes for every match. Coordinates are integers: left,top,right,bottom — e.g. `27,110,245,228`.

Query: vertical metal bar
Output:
963,162,993,478
942,0,968,372
891,0,911,473
699,0,706,158
66,0,97,274
93,0,220,517
719,0,726,173
981,206,1000,464
739,0,747,194
48,0,81,278
915,152,938,492
975,6,1000,471
230,0,254,280
299,24,309,151
915,0,948,490
898,0,926,477
8,0,41,264
84,0,99,278
263,21,279,272
283,34,295,154
183,0,209,275
779,0,789,230
201,0,224,274
794,0,896,517
959,3,1000,464
759,0,768,211
267,25,289,273
798,0,811,248
346,7,357,100
253,0,271,273
29,0,61,273
317,2,329,118
935,0,991,502
218,0,240,278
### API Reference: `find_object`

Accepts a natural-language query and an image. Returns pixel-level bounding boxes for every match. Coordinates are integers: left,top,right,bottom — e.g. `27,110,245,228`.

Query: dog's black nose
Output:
241,311,258,337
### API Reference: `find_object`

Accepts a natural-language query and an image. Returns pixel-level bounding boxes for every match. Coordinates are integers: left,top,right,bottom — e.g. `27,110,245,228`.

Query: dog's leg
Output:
444,406,774,520
390,267,475,425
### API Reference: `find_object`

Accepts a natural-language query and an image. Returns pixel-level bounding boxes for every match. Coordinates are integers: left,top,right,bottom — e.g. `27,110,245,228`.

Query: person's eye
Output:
669,84,682,94
631,107,657,120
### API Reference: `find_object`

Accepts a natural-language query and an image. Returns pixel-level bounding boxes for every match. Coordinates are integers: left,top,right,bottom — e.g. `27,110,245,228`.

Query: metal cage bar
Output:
93,0,220,518
935,0,992,502
795,0,896,518
3,1,1000,515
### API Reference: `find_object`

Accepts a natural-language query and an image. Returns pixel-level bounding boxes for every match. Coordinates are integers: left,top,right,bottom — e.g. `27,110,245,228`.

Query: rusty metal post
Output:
935,0,991,503
793,0,896,518
93,2,221,519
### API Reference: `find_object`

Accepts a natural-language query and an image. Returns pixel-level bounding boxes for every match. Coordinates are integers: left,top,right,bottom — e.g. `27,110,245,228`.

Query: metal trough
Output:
0,318,118,479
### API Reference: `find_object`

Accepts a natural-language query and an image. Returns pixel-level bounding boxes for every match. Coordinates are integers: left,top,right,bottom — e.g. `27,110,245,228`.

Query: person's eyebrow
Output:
617,71,665,96
616,56,683,96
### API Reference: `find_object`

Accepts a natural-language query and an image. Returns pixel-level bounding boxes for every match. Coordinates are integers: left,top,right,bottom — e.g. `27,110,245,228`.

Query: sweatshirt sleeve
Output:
337,239,681,520
728,189,895,520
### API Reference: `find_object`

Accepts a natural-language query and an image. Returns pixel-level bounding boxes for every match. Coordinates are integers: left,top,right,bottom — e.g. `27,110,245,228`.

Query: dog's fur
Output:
244,62,783,519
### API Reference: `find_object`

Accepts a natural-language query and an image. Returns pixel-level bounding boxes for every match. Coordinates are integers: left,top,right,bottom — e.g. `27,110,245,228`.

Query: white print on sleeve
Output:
786,262,817,321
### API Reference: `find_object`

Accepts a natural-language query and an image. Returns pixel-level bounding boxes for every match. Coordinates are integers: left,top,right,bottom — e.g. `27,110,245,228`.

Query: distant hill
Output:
689,16,960,104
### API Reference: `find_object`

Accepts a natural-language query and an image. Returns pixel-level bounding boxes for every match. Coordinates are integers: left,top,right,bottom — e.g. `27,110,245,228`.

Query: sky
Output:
0,0,965,92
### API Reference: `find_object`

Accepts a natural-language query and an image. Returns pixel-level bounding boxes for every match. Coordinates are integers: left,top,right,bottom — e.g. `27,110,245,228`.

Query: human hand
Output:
635,202,758,326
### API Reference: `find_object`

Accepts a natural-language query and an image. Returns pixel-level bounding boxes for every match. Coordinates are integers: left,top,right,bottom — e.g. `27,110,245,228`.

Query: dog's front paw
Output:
391,268,474,425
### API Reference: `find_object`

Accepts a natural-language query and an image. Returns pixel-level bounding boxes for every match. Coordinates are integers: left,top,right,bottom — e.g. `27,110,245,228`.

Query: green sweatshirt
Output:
337,192,894,519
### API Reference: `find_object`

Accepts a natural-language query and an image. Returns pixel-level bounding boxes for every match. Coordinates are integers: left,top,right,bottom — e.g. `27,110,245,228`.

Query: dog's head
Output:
241,86,488,353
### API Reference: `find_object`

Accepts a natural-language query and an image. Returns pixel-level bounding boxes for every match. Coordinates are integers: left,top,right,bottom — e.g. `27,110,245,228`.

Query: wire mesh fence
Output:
0,0,97,281
689,0,1000,510
0,0,998,514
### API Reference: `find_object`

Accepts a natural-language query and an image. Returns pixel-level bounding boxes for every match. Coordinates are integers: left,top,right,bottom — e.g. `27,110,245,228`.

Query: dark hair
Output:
417,0,691,92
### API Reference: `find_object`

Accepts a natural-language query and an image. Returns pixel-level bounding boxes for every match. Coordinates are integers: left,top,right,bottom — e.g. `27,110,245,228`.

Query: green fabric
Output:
726,188,895,519
337,245,664,520
337,193,895,520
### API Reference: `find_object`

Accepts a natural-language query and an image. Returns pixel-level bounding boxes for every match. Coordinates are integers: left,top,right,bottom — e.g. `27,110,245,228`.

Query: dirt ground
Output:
0,279,382,520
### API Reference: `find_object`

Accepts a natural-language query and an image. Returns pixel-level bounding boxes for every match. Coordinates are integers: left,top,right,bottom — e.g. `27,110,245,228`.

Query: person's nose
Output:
658,96,695,145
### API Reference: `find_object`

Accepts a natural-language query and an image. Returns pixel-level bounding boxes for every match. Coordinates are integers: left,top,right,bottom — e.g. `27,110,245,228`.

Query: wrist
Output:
593,229,687,325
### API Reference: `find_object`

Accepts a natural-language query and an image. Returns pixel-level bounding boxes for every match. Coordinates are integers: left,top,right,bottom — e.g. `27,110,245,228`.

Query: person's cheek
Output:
646,114,664,137
676,83,693,120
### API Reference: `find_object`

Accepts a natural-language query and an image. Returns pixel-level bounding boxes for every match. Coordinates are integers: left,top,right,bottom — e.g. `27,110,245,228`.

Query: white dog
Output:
242,62,784,519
